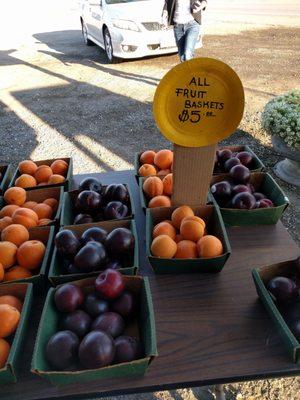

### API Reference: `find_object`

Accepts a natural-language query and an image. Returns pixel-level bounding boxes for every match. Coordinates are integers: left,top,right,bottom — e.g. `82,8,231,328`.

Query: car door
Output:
88,0,105,45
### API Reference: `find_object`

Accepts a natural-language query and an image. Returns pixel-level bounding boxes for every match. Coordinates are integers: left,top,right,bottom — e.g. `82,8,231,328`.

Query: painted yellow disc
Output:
153,57,245,147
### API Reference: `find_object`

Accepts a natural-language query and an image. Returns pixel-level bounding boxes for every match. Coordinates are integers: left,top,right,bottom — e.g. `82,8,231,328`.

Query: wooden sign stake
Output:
172,143,216,206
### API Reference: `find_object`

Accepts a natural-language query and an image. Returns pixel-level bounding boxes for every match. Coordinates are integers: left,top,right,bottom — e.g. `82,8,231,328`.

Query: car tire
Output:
81,20,94,46
103,27,120,63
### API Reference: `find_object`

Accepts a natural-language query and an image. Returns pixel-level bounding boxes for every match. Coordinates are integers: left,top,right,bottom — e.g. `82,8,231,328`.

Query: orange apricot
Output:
0,304,20,338
43,198,58,212
0,217,13,232
180,220,205,242
162,173,173,196
171,206,194,229
17,240,46,270
154,149,173,170
1,224,29,247
22,201,38,210
0,205,20,218
151,235,177,258
15,174,37,188
140,151,156,165
138,164,157,177
153,221,176,240
174,234,184,243
34,165,53,183
148,195,171,208
33,203,53,219
4,187,26,206
50,159,68,176
157,169,171,176
0,296,22,312
143,177,164,198
48,174,65,185
0,263,4,282
174,240,198,259
197,235,224,258
3,266,32,282
0,338,10,368
38,218,52,226
182,215,206,229
12,208,38,229
18,160,38,176
0,242,18,269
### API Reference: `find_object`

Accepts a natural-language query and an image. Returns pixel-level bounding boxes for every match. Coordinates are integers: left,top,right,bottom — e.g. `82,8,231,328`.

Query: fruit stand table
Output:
1,170,300,400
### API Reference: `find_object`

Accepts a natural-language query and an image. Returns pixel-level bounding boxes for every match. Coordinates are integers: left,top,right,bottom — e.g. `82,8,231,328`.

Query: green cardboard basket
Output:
0,164,14,195
0,282,33,384
0,226,55,290
252,258,300,363
31,275,157,385
9,158,73,192
146,205,231,274
60,183,135,226
210,172,289,226
48,220,139,286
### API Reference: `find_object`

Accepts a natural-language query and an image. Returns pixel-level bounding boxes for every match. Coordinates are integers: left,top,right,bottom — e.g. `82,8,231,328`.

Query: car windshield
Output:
106,0,150,4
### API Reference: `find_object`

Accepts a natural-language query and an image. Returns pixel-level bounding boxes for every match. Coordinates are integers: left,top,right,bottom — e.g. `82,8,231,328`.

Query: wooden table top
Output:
2,170,300,400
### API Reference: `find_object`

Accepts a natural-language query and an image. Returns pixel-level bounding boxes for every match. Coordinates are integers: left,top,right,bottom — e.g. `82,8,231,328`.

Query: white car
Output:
80,0,195,62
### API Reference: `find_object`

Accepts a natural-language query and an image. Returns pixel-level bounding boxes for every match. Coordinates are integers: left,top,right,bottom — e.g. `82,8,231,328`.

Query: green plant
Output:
261,89,300,149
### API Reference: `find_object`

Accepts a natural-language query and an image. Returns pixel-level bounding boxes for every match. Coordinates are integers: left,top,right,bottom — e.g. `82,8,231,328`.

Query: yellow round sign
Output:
153,58,245,147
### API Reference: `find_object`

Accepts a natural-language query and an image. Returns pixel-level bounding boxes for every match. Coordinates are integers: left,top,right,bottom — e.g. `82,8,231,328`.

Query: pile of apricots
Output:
151,206,223,259
14,159,68,188
138,150,173,177
0,295,23,368
143,174,173,208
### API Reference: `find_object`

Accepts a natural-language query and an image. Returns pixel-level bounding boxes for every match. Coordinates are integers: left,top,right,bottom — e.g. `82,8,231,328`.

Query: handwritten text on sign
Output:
175,77,225,124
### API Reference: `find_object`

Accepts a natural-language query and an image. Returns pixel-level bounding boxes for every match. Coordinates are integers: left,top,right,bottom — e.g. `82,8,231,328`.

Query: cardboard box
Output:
146,205,231,274
48,220,139,286
60,184,135,226
215,145,265,174
252,259,300,363
210,172,289,226
31,275,157,385
0,164,14,195
9,158,73,191
0,226,55,289
0,282,33,384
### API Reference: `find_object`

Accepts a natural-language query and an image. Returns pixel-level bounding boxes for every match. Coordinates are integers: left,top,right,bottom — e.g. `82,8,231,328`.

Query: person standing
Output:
162,0,207,62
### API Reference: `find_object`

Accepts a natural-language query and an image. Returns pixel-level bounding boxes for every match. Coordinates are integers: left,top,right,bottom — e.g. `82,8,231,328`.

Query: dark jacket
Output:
163,0,207,25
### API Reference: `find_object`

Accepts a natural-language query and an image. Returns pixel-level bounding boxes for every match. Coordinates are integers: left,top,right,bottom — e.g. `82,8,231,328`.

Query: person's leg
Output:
173,24,186,62
183,20,200,60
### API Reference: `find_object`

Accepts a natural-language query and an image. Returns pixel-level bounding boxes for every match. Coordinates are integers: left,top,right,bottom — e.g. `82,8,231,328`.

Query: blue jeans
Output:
173,20,200,62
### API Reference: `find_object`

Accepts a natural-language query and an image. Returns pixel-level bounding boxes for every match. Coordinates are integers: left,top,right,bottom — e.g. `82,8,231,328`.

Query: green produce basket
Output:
214,145,265,174
0,226,55,290
0,282,33,384
48,220,139,286
252,258,300,363
60,183,135,226
0,164,14,195
31,275,157,385
146,205,231,274
210,172,289,226
9,158,73,191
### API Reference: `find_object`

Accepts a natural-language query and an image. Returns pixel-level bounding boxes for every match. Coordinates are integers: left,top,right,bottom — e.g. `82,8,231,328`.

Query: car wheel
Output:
103,27,120,63
81,20,94,46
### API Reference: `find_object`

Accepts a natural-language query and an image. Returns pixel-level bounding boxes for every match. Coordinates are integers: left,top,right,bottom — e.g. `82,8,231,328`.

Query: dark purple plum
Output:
253,192,266,201
79,330,115,369
105,228,135,255
267,276,299,304
210,181,232,200
111,290,136,319
73,213,94,225
290,320,300,341
281,300,300,324
236,151,253,167
246,183,255,193
95,268,125,299
230,165,251,184
231,192,257,209
103,259,123,270
232,184,251,196
64,263,81,275
60,310,91,338
76,190,102,213
114,336,142,364
104,184,129,203
104,201,128,220
55,230,81,259
79,177,103,194
81,227,108,245
257,199,274,208
92,311,125,338
217,149,232,164
83,293,109,317
74,242,107,273
54,284,84,312
46,331,79,370
224,157,241,172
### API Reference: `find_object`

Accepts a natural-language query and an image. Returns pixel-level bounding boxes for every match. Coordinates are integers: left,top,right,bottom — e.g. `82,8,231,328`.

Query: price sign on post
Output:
153,57,245,206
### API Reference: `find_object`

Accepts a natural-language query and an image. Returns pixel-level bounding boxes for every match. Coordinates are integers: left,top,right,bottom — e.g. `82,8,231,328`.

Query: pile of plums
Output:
55,226,135,275
214,148,257,173
73,177,131,225
211,166,274,210
267,272,300,341
46,269,142,370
